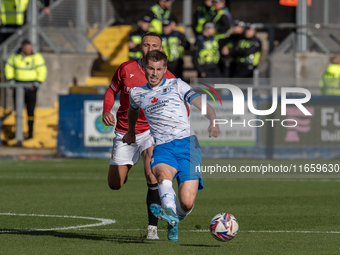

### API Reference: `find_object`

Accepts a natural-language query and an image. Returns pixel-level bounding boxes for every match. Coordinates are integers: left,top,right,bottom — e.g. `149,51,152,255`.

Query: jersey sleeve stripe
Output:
184,89,199,103
188,93,200,103
110,81,120,92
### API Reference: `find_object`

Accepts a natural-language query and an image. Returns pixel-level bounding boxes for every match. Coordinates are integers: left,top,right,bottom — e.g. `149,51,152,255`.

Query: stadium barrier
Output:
57,94,340,159
0,116,2,147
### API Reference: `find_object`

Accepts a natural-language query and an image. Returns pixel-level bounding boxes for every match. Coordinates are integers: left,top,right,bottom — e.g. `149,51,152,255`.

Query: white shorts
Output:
109,130,154,166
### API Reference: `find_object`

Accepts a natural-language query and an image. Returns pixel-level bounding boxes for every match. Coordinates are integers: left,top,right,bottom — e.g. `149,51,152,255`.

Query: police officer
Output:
192,0,215,36
146,0,175,35
219,19,246,77
192,22,221,78
319,55,340,95
0,0,29,43
228,23,261,78
5,39,48,139
128,15,152,60
161,19,190,79
211,0,232,41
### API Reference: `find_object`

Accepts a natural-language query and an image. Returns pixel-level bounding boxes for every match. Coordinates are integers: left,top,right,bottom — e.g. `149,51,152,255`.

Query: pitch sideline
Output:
0,212,116,233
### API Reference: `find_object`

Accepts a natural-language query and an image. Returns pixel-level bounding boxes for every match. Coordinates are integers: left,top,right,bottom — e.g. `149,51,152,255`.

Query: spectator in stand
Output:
0,0,54,44
319,55,340,95
192,0,215,36
211,0,232,41
161,19,190,79
38,0,54,15
5,39,48,139
219,19,246,77
0,0,29,44
192,22,221,78
228,23,261,78
146,0,176,35
128,15,152,60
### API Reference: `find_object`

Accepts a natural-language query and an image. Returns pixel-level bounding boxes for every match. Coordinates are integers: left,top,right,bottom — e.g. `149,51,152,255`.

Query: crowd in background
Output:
0,0,50,139
0,0,53,44
127,0,262,79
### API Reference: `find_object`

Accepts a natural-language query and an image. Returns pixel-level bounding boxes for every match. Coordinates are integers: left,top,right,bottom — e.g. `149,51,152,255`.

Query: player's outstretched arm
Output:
191,96,220,138
102,87,117,126
122,105,140,145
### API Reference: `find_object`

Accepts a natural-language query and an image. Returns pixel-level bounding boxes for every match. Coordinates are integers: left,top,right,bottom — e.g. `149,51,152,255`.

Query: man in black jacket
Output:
218,19,245,77
228,23,261,78
161,19,190,79
192,22,221,78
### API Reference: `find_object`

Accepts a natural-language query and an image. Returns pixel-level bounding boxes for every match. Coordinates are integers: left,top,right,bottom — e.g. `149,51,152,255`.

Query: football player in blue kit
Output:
123,50,220,241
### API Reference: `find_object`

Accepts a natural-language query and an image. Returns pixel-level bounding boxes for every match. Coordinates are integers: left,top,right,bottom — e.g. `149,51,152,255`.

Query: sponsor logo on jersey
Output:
145,99,169,113
163,87,171,94
151,97,159,104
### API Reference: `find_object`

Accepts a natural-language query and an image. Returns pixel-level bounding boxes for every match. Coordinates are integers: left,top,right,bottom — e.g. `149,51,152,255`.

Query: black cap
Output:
245,23,256,30
233,20,245,27
203,22,215,29
162,19,172,27
140,15,152,23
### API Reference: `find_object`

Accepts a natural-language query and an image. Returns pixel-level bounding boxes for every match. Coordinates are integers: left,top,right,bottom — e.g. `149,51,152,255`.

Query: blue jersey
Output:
129,78,200,145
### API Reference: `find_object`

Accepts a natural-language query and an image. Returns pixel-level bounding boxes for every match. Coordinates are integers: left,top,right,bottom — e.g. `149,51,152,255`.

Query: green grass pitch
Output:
1,158,340,255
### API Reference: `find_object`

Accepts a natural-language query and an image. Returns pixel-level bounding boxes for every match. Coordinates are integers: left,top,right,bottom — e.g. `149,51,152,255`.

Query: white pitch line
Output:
54,228,340,234
245,230,340,234
0,213,116,233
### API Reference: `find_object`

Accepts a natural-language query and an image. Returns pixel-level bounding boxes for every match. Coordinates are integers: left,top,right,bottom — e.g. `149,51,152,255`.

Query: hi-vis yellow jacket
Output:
5,51,47,83
0,0,29,25
319,64,340,95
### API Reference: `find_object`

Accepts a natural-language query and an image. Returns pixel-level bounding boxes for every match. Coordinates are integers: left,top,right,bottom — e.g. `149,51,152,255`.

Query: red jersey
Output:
103,59,175,134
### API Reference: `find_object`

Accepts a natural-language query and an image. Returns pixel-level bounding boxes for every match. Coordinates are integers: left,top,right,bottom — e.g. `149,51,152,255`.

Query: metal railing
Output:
0,82,34,147
0,0,116,111
0,0,115,60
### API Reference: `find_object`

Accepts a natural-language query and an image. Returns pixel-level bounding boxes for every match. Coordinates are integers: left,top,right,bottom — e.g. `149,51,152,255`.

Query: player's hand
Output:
102,112,115,126
208,122,220,138
122,132,136,145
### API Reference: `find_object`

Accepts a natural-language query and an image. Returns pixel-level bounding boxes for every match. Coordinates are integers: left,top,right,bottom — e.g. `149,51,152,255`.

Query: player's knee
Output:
108,182,122,190
107,179,124,190
180,200,195,212
107,171,128,190
154,170,167,181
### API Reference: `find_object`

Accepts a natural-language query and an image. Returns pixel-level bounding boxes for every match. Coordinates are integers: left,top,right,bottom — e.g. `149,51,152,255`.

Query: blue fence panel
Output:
57,94,340,159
